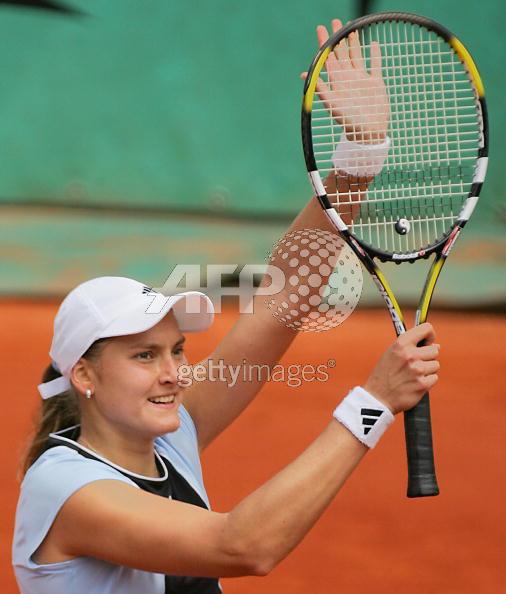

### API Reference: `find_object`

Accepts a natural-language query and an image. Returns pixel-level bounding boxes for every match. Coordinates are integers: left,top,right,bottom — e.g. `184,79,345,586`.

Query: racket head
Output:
301,12,488,262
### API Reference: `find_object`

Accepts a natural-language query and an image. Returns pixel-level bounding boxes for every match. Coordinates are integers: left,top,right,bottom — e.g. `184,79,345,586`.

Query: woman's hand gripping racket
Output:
301,13,488,497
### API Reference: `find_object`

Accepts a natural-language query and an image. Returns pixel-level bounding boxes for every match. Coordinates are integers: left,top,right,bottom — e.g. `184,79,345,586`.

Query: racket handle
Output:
404,393,439,497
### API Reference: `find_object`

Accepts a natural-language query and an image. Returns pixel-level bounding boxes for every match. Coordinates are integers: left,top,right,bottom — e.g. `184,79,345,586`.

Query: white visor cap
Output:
38,276,214,400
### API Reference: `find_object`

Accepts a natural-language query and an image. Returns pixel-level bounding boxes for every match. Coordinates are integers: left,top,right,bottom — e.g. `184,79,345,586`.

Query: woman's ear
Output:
70,359,96,396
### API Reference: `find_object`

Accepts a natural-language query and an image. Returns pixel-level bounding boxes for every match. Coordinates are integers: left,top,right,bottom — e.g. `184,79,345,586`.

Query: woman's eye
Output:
136,351,154,360
173,347,184,357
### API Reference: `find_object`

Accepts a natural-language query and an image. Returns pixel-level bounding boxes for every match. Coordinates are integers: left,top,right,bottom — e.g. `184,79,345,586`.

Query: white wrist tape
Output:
333,386,394,448
331,133,391,177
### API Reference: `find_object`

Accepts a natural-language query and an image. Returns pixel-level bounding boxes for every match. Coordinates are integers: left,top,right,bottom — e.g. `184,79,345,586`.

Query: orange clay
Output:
1,301,503,594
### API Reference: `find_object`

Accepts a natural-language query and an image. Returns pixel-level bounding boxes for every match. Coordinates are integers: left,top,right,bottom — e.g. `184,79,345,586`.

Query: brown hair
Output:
21,339,108,476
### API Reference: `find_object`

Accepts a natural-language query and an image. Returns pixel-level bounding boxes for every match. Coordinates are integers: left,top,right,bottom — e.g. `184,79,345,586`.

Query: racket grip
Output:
404,393,439,497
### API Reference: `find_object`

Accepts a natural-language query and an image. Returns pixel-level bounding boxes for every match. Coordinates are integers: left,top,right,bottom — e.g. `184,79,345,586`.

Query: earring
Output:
85,388,93,399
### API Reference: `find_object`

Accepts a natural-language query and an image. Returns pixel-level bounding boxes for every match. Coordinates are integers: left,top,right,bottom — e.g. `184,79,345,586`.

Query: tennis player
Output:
12,19,441,594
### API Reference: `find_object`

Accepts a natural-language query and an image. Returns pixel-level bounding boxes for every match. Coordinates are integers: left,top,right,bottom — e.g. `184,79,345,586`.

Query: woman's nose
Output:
158,356,179,384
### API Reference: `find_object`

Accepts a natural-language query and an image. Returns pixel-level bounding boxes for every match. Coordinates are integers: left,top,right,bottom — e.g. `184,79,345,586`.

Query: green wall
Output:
0,0,503,219
0,0,504,301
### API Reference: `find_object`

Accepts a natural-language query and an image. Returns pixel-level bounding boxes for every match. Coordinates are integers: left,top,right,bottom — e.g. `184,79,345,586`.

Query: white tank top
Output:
12,405,221,594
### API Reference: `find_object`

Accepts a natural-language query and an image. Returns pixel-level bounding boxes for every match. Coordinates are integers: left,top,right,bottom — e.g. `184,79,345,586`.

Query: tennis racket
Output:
301,12,488,497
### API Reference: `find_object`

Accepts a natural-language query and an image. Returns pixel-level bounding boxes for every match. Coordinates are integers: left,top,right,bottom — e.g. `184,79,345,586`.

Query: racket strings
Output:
311,21,481,254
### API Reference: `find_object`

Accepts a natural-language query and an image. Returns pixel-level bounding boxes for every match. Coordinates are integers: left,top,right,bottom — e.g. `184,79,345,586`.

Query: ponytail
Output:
21,339,108,476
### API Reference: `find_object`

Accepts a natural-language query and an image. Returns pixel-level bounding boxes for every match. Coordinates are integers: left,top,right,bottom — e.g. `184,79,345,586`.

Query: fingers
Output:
300,68,335,116
422,360,440,375
412,358,440,376
332,19,352,72
316,22,339,75
335,39,352,70
370,41,382,77
348,31,365,70
406,352,440,378
313,20,369,78
314,78,339,118
316,25,329,48
399,323,436,347
300,70,340,123
409,340,440,394
331,22,364,72
317,18,343,47
364,322,441,413
314,19,381,76
419,373,439,391
331,18,342,33
418,343,440,361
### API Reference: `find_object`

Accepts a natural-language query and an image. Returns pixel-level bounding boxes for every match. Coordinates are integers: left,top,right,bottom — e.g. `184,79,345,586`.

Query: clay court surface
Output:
1,301,503,594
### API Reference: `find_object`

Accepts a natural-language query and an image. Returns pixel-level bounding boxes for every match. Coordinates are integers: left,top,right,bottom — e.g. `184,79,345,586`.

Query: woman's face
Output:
85,312,188,440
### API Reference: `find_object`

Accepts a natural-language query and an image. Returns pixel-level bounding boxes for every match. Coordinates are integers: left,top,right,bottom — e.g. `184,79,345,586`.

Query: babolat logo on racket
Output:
393,250,426,261
361,408,384,435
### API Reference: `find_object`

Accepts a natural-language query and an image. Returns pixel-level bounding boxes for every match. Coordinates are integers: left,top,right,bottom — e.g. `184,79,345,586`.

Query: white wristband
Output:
333,386,394,448
331,133,390,177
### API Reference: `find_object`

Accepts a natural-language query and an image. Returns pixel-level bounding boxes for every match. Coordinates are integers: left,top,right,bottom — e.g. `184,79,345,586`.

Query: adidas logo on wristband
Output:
361,408,384,435
333,387,394,448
